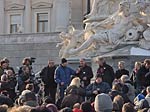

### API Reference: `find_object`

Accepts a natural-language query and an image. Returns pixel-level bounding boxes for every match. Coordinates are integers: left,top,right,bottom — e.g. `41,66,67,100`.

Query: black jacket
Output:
115,69,129,79
86,81,111,102
40,66,57,88
65,85,86,97
76,65,93,87
97,63,115,87
0,95,13,107
136,65,150,88
109,90,130,103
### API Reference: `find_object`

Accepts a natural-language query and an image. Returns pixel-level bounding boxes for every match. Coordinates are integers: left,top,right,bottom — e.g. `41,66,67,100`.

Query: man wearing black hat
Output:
86,74,111,102
55,58,76,100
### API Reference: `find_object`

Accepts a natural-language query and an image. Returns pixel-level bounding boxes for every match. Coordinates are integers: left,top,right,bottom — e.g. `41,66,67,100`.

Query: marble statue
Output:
56,26,85,58
143,26,150,41
125,25,144,41
69,1,142,54
139,0,150,49
85,0,119,20
57,0,150,58
84,0,121,29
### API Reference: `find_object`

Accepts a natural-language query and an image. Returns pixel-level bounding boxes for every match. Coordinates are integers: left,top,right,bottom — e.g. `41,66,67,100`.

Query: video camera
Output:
29,57,36,65
23,57,36,65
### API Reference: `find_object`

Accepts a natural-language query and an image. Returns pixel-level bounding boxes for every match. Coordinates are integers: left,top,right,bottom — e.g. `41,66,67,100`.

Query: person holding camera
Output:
17,65,33,93
18,57,34,75
86,74,111,102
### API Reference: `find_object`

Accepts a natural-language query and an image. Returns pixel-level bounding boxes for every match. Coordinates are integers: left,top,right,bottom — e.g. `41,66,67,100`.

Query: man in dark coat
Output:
115,61,129,79
76,58,93,88
40,59,57,103
86,74,111,102
136,59,150,92
96,57,115,87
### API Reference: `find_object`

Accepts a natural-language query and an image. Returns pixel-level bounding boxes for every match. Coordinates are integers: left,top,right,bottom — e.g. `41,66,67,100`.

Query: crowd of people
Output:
0,56,150,112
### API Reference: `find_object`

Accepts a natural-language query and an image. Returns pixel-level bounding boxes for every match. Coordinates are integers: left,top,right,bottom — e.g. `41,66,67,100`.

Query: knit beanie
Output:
61,58,67,64
94,93,113,112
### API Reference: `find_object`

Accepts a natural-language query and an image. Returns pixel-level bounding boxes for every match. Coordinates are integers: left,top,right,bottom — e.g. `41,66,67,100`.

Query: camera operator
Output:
86,74,111,102
18,57,35,74
17,65,33,93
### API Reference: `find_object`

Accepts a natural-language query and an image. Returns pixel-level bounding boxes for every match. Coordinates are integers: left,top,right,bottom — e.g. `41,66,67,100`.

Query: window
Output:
10,15,21,33
37,13,48,32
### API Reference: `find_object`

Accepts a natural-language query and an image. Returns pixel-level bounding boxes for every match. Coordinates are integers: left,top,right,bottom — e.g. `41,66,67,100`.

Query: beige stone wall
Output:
0,0,88,72
1,0,86,34
0,33,61,72
71,0,84,29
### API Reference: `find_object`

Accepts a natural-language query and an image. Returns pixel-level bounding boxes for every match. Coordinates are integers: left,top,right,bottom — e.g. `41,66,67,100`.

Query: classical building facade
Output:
0,0,90,34
0,0,90,72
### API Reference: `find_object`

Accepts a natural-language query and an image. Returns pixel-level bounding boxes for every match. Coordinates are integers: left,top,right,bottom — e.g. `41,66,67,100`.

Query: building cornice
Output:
32,2,53,9
5,3,25,11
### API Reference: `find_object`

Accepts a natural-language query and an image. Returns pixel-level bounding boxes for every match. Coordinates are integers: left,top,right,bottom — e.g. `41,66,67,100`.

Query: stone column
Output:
25,0,32,33
54,0,70,32
87,0,91,14
0,0,4,34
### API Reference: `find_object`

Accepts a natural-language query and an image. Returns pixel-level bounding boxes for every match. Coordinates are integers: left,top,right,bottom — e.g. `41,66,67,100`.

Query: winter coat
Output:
109,90,130,103
145,94,150,107
97,63,115,87
61,90,83,109
76,65,93,87
123,81,135,103
40,66,57,88
136,65,150,88
55,65,75,86
65,85,85,97
86,81,111,102
115,69,129,79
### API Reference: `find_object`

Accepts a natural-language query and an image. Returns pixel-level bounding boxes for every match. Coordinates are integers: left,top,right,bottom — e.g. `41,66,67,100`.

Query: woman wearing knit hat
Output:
94,93,113,112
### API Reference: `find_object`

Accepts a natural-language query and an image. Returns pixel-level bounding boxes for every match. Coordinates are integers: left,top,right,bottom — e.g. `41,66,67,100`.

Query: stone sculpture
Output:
85,0,120,21
84,0,121,30
57,0,150,58
56,26,85,58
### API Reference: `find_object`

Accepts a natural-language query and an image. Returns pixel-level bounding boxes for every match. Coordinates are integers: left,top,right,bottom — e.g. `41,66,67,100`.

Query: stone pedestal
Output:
0,0,4,34
66,55,150,78
93,55,150,76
